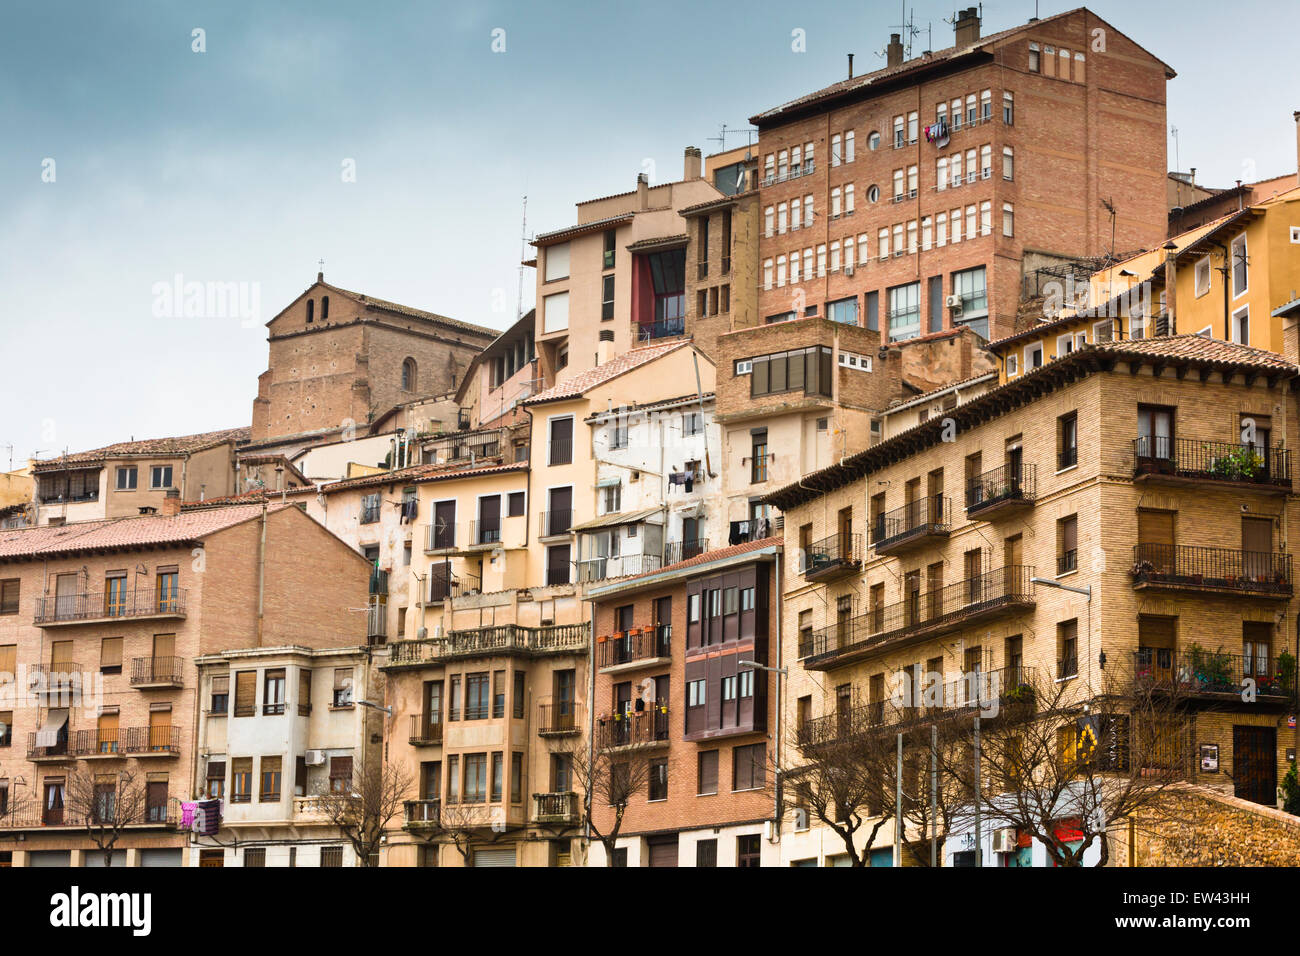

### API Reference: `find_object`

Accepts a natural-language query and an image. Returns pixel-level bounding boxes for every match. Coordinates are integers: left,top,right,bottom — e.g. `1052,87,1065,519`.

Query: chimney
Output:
1294,111,1300,187
955,6,981,46
847,53,855,78
636,172,649,210
683,146,702,181
161,489,181,517
886,33,904,68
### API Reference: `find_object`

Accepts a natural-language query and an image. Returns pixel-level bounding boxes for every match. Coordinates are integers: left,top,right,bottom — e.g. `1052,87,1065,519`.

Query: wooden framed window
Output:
298,669,312,716
210,675,229,714
329,756,353,794
259,756,282,802
206,760,226,799
732,743,765,791
233,670,256,717
0,579,18,615
491,752,504,803
332,668,354,707
510,752,523,803
231,758,253,802
100,637,123,674
263,669,286,715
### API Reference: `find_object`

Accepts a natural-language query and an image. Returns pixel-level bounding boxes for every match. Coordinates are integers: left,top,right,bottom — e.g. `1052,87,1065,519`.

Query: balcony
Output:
71,729,125,758
29,663,83,702
35,588,187,626
403,799,442,830
577,553,662,583
538,702,583,737
123,726,181,756
663,538,708,566
799,566,1036,670
637,317,686,342
0,805,179,831
130,656,184,688
27,730,70,761
408,714,443,746
872,498,951,556
367,602,387,640
595,706,670,752
597,625,671,673
539,509,573,538
468,521,502,548
382,622,591,669
1132,649,1296,703
801,532,862,583
425,521,458,552
1131,544,1292,599
370,567,389,596
533,791,580,825
1131,438,1291,494
428,568,479,603
966,464,1036,519
796,665,1037,746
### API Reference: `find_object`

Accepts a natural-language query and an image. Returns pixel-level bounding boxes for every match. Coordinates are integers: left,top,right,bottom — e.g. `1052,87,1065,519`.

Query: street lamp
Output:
355,699,393,717
738,660,788,675
1030,576,1091,599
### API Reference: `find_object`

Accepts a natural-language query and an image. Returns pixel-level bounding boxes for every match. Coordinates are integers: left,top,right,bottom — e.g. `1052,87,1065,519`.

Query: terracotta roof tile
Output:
0,503,293,560
524,341,692,405
1089,334,1294,370
32,427,251,471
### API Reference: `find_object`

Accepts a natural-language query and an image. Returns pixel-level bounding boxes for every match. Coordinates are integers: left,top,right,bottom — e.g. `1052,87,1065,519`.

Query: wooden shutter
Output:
152,634,175,659
299,669,312,714
1138,510,1175,546
50,640,73,668
0,644,15,677
234,671,256,716
100,637,122,670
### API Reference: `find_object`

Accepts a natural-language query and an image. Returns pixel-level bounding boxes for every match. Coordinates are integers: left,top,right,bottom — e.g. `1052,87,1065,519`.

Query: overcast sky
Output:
2,0,1295,462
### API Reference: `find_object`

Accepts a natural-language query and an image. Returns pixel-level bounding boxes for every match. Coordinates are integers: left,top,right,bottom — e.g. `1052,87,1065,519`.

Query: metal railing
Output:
597,625,671,669
966,464,1036,513
577,553,662,583
123,726,181,753
428,568,479,603
1057,657,1079,680
384,622,591,667
35,588,187,624
1131,543,1292,595
872,497,950,550
1131,437,1291,487
548,439,573,466
370,568,389,596
367,602,387,639
408,714,443,745
638,317,686,341
70,729,121,756
539,509,573,537
404,799,441,826
538,701,582,735
470,521,501,546
130,656,184,686
1133,649,1296,698
595,705,670,750
426,521,457,551
533,791,579,823
1058,445,1078,469
422,428,509,466
799,566,1036,664
1057,550,1078,575
801,532,862,577
27,729,69,759
663,538,708,566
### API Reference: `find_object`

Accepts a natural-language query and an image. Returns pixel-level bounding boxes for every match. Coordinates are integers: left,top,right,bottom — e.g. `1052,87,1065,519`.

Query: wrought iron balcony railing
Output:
1131,437,1291,489
966,463,1036,516
408,714,443,745
1131,543,1292,596
663,538,708,566
539,509,573,537
130,656,184,687
35,588,186,624
538,701,583,736
871,497,950,553
597,625,671,669
595,705,670,750
799,566,1036,669
1132,649,1296,699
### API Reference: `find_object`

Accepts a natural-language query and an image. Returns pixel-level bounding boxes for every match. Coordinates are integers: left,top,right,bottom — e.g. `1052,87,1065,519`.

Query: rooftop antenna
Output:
1100,197,1117,266
516,195,528,324
889,4,921,58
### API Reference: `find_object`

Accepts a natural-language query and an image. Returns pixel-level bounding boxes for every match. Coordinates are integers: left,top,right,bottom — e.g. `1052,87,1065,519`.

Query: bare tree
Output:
933,667,1200,867
63,766,151,867
411,802,524,866
312,760,413,867
781,702,959,866
563,739,651,866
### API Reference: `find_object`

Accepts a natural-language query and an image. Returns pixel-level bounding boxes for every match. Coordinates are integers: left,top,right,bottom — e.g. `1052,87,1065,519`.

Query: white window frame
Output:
1024,342,1044,370
1230,234,1248,298
1194,255,1211,298
1231,304,1250,345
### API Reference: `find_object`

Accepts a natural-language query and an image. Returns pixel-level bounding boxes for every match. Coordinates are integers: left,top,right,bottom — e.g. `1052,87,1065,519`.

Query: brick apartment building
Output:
750,6,1173,345
767,334,1300,865
0,501,369,866
586,536,782,866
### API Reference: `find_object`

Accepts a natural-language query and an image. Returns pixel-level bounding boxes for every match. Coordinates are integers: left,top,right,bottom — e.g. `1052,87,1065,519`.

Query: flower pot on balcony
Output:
596,635,608,643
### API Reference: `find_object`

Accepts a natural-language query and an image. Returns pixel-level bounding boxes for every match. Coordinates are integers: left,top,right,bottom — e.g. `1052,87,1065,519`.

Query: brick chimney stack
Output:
683,146,702,181
886,33,903,68
162,488,182,517
955,6,981,46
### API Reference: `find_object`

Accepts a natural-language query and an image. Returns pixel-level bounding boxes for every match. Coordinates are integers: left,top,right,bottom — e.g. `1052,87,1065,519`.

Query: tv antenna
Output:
1100,197,1117,266
884,4,922,59
516,195,528,324
707,124,755,153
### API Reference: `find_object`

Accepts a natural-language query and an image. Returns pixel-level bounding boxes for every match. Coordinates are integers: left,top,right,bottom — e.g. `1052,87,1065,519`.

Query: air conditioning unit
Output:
843,264,855,276
946,294,963,308
305,750,326,767
992,828,1017,853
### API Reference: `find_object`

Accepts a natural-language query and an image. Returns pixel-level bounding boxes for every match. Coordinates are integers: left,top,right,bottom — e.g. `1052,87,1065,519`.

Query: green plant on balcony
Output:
1283,762,1300,816
1185,643,1233,692
1277,651,1297,697
1206,445,1263,481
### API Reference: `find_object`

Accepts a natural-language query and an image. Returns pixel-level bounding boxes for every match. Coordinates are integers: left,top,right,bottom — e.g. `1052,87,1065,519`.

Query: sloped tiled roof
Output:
1090,334,1294,371
524,341,693,405
0,503,294,560
32,427,251,471
316,281,498,339
751,8,1173,126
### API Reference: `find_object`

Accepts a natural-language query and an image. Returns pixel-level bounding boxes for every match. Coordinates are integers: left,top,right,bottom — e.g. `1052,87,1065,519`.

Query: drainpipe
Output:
585,596,597,858
256,498,267,645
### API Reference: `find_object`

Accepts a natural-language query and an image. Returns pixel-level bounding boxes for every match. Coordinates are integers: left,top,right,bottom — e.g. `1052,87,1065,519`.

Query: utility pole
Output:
973,715,982,867
894,732,903,866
